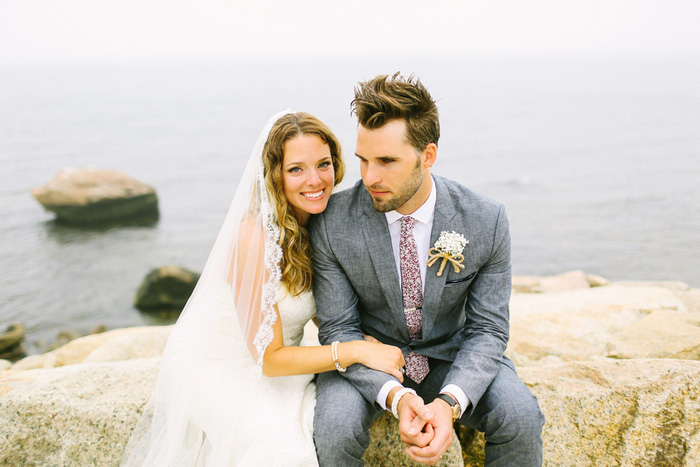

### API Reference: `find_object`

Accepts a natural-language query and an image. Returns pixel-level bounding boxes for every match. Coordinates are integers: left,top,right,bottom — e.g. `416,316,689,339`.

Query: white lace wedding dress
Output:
123,111,323,467
185,286,319,466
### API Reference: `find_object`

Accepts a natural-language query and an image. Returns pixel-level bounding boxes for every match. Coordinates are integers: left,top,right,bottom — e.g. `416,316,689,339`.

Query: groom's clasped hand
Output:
397,392,453,465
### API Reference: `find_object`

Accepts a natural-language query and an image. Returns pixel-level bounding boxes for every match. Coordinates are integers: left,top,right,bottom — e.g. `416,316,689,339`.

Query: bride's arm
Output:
262,312,405,381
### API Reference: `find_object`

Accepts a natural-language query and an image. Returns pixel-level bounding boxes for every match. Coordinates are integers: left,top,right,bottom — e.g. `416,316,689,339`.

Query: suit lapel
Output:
361,200,408,339
422,177,457,336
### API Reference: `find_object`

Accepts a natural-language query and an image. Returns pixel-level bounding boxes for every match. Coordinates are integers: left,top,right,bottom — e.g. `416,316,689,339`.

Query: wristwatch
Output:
436,393,461,421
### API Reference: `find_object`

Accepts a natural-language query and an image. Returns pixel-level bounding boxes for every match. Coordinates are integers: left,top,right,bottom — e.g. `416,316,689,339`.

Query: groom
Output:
309,73,544,466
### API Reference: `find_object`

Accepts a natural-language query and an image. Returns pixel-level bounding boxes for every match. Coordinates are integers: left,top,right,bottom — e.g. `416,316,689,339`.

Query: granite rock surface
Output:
3,276,700,466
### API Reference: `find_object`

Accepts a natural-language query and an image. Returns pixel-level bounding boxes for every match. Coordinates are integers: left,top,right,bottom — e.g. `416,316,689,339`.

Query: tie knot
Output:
400,216,416,232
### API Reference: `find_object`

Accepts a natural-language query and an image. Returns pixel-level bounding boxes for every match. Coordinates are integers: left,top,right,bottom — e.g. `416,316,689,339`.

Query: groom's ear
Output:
421,143,437,169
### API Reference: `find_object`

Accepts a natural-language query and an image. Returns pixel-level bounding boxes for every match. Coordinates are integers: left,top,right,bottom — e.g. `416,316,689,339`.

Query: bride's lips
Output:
301,188,326,200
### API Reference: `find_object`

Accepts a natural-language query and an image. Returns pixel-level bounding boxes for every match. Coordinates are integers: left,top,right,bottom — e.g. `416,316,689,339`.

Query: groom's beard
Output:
367,158,423,213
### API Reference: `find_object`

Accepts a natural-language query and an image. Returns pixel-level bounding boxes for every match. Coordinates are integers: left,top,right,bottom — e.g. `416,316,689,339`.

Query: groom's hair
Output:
351,72,440,152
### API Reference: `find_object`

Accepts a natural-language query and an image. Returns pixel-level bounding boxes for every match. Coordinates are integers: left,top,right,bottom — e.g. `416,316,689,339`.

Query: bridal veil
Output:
121,110,292,466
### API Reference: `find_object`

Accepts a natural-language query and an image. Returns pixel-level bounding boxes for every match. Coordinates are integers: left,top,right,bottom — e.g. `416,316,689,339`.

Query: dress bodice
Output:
276,287,316,347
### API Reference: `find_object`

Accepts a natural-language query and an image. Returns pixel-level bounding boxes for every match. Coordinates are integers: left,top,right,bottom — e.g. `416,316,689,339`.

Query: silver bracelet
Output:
331,341,347,372
391,387,417,419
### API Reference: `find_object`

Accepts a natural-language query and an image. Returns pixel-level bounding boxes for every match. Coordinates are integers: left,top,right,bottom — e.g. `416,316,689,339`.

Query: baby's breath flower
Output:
434,231,468,257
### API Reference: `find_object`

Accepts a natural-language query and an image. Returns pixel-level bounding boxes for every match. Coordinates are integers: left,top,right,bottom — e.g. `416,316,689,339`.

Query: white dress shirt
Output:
374,177,469,417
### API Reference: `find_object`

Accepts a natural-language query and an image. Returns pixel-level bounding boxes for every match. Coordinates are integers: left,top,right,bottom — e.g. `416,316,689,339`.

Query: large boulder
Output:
1,347,463,466
134,265,200,312
31,167,158,224
506,284,700,365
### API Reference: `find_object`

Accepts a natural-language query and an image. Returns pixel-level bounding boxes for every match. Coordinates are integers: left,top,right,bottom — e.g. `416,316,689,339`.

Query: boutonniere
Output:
426,231,468,276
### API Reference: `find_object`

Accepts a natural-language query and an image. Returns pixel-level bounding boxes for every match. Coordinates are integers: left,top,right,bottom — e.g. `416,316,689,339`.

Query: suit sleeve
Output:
443,204,511,415
309,212,400,405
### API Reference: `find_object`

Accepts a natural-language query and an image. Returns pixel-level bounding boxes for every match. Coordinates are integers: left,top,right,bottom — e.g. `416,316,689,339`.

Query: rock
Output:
134,265,200,312
1,354,462,466
586,273,611,287
364,411,464,466
616,280,700,313
11,326,172,371
512,270,595,293
88,324,108,335
605,310,700,360
31,167,158,224
0,324,24,350
458,359,700,466
38,325,108,355
83,326,172,363
616,280,692,293
537,270,591,293
506,284,697,365
10,353,58,371
0,358,159,466
40,330,81,353
677,288,700,314
454,425,485,466
0,360,11,371
522,359,700,466
512,275,541,293
0,323,26,361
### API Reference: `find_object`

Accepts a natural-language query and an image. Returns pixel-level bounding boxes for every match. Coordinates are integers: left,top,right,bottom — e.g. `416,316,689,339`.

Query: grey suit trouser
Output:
313,357,544,467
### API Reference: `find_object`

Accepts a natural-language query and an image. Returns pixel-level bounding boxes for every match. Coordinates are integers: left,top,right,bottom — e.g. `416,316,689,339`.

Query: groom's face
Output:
355,119,430,214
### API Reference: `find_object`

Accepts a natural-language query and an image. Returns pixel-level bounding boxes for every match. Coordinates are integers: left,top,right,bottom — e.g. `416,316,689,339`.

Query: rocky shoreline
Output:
1,271,699,466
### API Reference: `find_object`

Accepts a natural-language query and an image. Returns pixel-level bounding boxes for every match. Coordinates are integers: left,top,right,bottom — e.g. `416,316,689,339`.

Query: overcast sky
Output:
2,0,699,66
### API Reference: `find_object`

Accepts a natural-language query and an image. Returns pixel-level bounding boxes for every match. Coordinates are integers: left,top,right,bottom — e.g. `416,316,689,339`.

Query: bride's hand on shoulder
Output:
346,339,405,382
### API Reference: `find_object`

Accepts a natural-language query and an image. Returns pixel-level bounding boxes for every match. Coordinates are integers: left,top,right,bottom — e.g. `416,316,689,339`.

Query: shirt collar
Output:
385,176,437,226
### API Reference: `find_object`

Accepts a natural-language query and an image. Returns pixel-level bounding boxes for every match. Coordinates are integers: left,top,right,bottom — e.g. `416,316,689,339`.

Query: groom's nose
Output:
362,163,382,186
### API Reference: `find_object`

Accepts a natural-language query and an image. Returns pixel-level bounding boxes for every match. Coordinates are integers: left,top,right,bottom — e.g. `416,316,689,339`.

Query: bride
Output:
121,111,405,466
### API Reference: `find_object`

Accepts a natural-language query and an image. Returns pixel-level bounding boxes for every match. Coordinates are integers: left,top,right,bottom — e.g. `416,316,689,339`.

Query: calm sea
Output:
1,56,699,353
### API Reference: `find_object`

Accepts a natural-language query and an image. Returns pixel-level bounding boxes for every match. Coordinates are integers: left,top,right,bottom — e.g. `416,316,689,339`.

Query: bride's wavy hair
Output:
351,72,440,152
262,112,344,296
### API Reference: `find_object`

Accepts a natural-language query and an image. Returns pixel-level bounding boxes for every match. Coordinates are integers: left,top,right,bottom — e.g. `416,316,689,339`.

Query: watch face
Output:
452,405,460,420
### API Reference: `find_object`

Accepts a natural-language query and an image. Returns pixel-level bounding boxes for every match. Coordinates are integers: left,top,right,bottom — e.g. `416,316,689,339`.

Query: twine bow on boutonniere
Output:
426,231,468,277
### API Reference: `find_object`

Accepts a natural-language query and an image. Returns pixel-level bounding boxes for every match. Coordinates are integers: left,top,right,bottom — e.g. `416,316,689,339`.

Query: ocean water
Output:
1,56,699,353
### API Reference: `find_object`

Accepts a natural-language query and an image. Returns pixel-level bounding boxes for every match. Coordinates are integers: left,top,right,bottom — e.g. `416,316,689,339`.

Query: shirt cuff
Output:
441,384,469,417
376,380,404,410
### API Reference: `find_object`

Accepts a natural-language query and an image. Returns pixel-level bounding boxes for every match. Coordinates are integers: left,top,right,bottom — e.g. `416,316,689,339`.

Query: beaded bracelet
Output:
331,341,347,372
391,387,417,419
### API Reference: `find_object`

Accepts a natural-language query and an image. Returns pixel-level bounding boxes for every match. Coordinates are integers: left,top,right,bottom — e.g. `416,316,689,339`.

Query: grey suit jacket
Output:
308,175,511,414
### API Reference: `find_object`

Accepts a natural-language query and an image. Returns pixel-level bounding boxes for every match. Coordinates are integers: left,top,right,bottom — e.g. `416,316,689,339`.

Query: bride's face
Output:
282,133,335,226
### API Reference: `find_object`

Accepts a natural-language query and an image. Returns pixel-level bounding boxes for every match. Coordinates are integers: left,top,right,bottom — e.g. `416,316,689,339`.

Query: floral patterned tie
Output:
400,216,429,383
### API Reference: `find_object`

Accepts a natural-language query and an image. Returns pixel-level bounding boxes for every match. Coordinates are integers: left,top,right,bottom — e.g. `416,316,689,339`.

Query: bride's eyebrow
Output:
284,156,331,169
